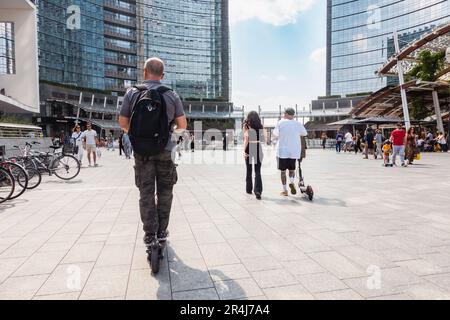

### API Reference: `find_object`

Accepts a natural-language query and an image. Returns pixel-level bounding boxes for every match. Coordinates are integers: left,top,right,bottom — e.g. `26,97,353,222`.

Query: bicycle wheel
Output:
26,168,42,190
0,167,15,204
51,154,81,180
6,162,28,200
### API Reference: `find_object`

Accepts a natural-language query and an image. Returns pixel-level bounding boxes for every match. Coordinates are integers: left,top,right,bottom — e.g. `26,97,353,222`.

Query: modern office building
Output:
138,0,231,101
326,0,450,97
0,0,39,115
32,0,233,137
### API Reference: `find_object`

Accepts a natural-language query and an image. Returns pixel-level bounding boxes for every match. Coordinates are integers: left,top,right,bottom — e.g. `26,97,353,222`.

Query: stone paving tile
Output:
308,251,367,279
240,256,283,272
167,239,204,262
96,244,134,267
79,265,129,300
172,288,219,300
198,243,240,267
0,275,49,300
216,223,251,240
126,268,171,300
36,262,94,296
335,246,396,269
251,269,298,289
228,238,270,259
288,234,331,253
62,242,104,264
400,283,450,300
0,257,27,284
296,273,348,294
13,251,67,277
32,292,81,300
314,289,363,300
215,278,263,300
263,284,314,300
395,259,446,276
209,264,251,282
192,227,226,245
280,258,326,276
423,273,450,291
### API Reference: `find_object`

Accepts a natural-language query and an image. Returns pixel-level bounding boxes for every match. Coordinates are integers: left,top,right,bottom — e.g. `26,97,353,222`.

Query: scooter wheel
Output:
306,186,314,201
150,247,160,274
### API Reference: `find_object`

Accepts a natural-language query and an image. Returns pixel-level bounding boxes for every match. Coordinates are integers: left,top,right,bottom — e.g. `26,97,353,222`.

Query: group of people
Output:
334,123,448,167
243,108,308,200
71,122,99,167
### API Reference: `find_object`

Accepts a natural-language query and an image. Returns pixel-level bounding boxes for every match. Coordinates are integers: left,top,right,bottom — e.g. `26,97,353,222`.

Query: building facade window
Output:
0,22,15,75
327,0,450,96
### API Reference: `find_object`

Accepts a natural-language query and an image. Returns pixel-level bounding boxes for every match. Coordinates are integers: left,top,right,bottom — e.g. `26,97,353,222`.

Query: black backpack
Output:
129,85,172,157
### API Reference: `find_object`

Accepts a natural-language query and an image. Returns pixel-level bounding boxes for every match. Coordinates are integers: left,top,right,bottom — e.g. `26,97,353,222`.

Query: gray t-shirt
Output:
120,80,185,151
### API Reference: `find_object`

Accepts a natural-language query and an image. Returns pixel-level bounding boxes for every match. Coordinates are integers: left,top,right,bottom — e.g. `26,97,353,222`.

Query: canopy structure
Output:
356,22,450,134
350,80,450,119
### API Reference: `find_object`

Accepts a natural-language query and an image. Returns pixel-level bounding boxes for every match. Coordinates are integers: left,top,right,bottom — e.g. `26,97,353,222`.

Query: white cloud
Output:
309,47,326,64
229,0,315,26
276,75,288,81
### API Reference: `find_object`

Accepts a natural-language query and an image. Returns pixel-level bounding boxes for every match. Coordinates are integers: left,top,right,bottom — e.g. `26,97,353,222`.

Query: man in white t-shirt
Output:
272,108,308,196
81,122,99,167
344,131,353,152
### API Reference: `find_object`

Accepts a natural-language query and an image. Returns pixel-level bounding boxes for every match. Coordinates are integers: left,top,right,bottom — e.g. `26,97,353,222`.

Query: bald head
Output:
144,58,165,80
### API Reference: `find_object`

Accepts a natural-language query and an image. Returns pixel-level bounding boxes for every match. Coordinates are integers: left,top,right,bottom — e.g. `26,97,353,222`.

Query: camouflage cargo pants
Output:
134,151,178,236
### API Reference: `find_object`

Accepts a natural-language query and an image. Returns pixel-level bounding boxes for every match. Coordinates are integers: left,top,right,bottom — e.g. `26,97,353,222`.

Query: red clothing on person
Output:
391,129,406,146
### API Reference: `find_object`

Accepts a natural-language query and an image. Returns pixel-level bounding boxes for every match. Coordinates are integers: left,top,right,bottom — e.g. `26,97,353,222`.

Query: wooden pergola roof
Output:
350,80,450,118
378,23,450,77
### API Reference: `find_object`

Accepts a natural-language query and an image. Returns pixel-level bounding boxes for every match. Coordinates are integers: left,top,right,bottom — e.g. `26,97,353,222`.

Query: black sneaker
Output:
157,230,169,243
143,234,156,247
255,193,262,200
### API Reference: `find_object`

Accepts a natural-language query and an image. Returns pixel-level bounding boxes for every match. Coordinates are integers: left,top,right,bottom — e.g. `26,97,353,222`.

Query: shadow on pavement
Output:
166,249,246,300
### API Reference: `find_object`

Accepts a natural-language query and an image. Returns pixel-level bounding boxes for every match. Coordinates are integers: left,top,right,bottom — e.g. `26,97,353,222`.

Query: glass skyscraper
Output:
36,0,230,100
327,0,450,96
138,0,230,101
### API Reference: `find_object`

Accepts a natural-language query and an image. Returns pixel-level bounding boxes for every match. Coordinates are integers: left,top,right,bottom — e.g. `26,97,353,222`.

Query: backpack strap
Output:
156,86,172,95
133,84,148,92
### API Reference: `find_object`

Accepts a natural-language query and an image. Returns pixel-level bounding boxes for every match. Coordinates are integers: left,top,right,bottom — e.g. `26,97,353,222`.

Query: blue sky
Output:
230,0,326,111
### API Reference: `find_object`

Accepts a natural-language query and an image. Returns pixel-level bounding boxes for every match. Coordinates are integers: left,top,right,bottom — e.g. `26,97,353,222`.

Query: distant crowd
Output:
333,124,448,167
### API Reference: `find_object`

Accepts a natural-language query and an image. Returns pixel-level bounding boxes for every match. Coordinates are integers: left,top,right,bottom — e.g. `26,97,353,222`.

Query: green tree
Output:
408,50,446,81
407,50,446,119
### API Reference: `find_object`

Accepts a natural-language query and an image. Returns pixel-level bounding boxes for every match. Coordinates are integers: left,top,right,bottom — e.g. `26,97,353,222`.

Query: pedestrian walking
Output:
321,132,328,150
243,111,265,200
363,126,375,159
81,122,99,167
390,123,407,167
353,131,361,154
335,132,343,153
71,124,84,166
374,129,384,159
119,57,187,251
437,132,448,152
405,127,418,165
344,131,353,152
272,108,307,197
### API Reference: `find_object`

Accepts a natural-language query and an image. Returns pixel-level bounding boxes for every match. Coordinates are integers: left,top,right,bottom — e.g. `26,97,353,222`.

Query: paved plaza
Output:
1,147,450,300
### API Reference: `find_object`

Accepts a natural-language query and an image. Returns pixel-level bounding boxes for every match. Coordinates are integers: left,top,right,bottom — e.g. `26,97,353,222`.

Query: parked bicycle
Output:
0,166,15,204
12,142,80,181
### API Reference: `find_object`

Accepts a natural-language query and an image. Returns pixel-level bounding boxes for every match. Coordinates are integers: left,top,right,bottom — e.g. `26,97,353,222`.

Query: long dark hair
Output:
245,111,263,131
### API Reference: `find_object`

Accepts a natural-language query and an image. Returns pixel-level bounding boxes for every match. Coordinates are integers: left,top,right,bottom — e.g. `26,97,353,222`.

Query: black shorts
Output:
278,158,297,171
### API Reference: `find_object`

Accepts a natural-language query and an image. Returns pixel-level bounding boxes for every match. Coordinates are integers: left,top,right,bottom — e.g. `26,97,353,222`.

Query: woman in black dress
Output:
243,111,266,200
